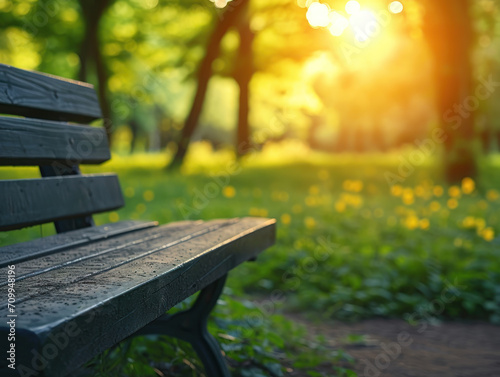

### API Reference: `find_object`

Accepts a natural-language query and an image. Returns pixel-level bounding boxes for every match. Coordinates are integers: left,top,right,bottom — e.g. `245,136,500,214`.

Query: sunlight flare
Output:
345,0,361,15
389,1,404,14
329,11,350,36
349,9,378,41
306,2,330,28
210,0,229,8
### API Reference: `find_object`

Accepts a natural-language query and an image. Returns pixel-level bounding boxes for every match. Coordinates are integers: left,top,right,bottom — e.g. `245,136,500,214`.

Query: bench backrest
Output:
0,64,124,233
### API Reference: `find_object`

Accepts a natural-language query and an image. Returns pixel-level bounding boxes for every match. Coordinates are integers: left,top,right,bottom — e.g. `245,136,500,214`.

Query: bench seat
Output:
0,217,275,377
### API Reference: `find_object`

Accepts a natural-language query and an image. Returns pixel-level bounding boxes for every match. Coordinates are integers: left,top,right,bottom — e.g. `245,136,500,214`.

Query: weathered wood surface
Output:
0,64,102,123
0,116,109,166
0,220,158,267
0,174,124,231
0,217,276,377
0,220,218,288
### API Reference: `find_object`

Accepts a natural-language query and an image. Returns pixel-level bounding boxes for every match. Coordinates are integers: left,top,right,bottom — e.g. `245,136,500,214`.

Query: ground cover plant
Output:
2,144,499,376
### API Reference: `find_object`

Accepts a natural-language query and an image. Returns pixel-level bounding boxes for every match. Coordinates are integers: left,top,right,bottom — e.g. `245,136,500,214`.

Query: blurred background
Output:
1,0,499,179
2,1,500,376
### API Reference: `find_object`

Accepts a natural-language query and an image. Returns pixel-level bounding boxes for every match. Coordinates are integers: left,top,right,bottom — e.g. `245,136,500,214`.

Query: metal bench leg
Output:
135,275,230,377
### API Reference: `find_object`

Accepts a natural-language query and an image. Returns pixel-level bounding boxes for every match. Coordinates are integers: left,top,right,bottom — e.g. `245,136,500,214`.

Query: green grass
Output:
2,146,500,376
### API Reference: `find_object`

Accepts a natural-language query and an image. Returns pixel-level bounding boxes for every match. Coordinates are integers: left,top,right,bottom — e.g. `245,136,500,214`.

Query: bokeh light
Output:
345,0,361,15
212,0,228,8
389,1,404,14
297,0,307,8
306,2,330,28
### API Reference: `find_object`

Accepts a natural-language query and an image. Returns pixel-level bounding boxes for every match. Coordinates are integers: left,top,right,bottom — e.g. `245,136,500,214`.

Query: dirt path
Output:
286,314,500,377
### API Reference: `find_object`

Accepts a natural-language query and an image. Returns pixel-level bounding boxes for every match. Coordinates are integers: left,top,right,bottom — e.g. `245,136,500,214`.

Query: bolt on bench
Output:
0,64,276,377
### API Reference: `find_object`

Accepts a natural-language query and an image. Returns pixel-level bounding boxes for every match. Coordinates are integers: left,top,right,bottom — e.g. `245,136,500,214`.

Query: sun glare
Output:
329,11,349,36
301,0,396,40
345,0,361,15
306,2,330,28
350,10,378,41
389,1,404,14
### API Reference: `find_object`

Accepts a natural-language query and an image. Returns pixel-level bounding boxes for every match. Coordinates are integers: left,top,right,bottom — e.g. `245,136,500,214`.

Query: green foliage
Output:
77,292,353,377
3,149,499,375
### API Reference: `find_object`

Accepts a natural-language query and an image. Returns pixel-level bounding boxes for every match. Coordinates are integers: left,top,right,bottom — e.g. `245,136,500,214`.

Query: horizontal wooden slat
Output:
0,217,276,377
0,64,102,123
0,220,158,267
0,174,124,231
0,220,234,299
0,116,110,166
0,220,211,281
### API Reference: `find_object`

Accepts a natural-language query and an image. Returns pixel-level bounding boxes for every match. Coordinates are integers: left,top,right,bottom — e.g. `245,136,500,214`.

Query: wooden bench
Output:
0,64,276,377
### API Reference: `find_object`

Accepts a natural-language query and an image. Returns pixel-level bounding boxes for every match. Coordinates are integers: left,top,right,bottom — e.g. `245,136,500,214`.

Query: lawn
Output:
2,144,500,376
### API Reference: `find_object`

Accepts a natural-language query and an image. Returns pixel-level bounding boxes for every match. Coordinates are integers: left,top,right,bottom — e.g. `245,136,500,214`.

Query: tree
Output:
168,0,249,170
421,0,476,182
233,6,254,157
78,0,115,146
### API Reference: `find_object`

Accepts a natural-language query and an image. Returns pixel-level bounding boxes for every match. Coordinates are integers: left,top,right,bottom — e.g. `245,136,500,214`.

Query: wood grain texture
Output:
0,174,124,231
0,217,276,377
39,165,96,233
0,220,236,301
0,220,219,284
0,116,110,166
0,64,102,123
0,220,158,267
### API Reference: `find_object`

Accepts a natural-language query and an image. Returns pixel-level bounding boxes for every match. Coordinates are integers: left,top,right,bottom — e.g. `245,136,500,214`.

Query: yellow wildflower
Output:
405,215,420,230
481,227,495,242
461,177,475,194
391,185,403,197
448,186,461,198
430,201,441,212
143,190,154,202
309,185,320,195
304,217,316,229
475,218,486,232
415,186,425,197
223,185,236,198
281,213,291,225
351,180,363,193
124,187,135,198
109,211,119,222
335,201,346,213
487,190,499,202
402,191,414,205
433,185,444,197
447,198,458,209
249,207,260,216
419,218,430,230
462,216,476,228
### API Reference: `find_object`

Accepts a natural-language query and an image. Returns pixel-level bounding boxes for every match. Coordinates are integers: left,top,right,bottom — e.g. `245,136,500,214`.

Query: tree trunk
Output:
168,0,249,170
422,0,476,183
78,0,113,146
234,8,254,157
